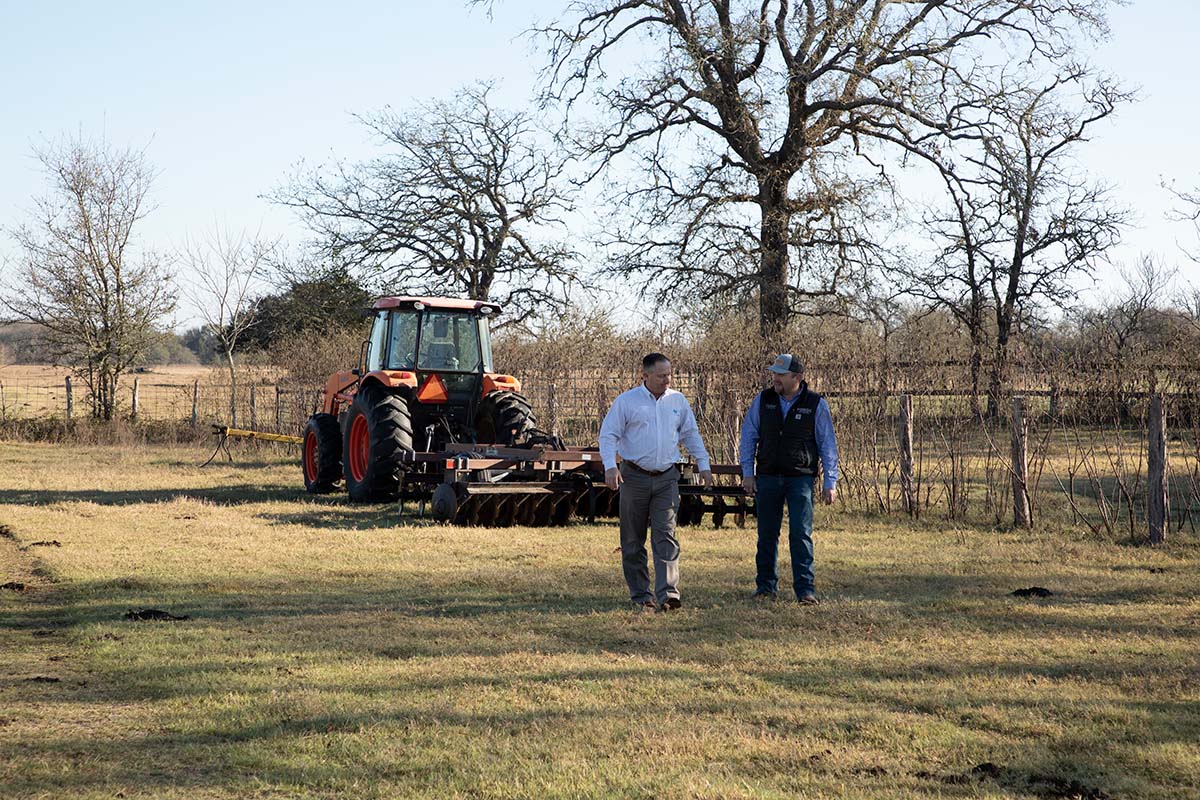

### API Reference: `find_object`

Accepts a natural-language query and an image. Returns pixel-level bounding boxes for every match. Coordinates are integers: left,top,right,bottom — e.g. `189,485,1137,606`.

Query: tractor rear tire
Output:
343,383,414,503
302,413,342,494
475,390,536,445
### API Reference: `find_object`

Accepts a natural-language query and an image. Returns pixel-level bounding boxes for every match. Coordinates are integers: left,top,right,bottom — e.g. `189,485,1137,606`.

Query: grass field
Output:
1,442,1197,799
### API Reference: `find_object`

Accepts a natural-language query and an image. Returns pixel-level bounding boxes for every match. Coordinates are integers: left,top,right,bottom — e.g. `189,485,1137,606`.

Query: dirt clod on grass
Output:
1028,773,1111,800
1011,586,1053,597
26,676,60,683
1,581,28,592
123,608,190,621
917,763,1111,799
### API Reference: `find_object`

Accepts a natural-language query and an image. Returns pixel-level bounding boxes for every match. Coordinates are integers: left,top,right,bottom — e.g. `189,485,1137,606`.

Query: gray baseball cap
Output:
768,354,803,374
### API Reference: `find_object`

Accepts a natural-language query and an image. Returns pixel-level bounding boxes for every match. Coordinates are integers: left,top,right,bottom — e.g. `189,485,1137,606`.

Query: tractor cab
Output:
364,298,495,376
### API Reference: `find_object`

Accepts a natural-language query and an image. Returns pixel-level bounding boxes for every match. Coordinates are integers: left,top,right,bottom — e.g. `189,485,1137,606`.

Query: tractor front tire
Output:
343,383,414,503
303,413,342,494
475,390,536,445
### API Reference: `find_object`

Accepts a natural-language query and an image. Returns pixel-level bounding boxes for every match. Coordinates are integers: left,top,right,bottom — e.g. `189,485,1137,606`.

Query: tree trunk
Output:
986,316,1012,420
969,330,984,421
758,178,790,339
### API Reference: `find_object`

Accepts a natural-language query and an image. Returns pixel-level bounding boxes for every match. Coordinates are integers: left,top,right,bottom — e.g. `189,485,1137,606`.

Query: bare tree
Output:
537,0,1112,336
893,156,994,417
1167,180,1200,334
890,68,1129,415
180,228,274,425
1081,256,1175,362
1,134,175,420
274,84,579,327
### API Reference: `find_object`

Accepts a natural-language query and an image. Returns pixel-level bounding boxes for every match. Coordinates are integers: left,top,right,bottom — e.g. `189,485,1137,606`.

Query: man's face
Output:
644,360,672,396
771,370,802,396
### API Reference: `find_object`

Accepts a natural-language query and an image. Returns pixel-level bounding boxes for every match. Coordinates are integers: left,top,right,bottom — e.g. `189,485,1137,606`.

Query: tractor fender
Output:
324,370,419,415
482,373,522,395
365,369,419,390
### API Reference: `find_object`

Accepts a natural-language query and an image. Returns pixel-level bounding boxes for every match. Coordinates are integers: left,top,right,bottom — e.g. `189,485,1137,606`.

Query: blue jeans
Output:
755,474,815,597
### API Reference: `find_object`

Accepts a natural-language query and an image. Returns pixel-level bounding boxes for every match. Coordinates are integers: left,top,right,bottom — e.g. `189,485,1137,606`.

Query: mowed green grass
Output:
1,443,1197,799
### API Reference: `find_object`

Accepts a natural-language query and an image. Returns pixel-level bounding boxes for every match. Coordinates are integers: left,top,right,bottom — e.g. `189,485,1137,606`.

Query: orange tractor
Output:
301,295,753,528
302,296,540,502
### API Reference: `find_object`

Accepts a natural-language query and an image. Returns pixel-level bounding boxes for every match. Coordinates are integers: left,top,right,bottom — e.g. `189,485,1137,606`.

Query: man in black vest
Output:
738,354,839,604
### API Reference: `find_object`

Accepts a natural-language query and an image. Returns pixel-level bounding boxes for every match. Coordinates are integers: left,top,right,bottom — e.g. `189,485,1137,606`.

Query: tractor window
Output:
366,310,388,372
386,312,419,369
417,312,482,372
477,317,494,372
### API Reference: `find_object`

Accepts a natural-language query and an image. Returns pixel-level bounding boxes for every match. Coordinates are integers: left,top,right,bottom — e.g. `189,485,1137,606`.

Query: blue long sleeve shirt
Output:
739,390,839,490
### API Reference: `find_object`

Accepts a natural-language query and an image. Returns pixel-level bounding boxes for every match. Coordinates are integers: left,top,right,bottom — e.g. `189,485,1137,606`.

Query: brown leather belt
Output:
621,461,673,477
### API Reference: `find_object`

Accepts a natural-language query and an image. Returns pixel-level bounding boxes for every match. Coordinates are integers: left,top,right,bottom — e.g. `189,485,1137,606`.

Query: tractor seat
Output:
424,342,459,369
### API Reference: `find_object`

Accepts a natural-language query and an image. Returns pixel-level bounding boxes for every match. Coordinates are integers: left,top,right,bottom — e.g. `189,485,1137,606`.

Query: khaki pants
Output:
618,464,681,604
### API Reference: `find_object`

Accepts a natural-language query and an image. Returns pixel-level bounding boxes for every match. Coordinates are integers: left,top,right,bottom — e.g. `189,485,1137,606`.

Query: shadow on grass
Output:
0,484,297,507
2,540,1197,798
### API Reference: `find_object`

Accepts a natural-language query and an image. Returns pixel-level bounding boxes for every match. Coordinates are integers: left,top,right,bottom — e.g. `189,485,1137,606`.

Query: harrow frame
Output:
402,443,756,528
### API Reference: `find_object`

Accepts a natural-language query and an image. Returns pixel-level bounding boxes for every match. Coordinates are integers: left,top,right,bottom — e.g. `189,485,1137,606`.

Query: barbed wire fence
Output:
3,361,1197,541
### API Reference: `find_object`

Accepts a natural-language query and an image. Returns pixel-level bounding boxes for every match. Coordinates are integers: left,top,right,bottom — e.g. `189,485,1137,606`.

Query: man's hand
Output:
699,470,714,488
605,467,622,491
820,487,836,505
741,475,756,496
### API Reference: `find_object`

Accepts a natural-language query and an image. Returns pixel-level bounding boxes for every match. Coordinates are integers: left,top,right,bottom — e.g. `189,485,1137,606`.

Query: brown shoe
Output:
797,592,819,605
659,597,682,612
635,600,657,613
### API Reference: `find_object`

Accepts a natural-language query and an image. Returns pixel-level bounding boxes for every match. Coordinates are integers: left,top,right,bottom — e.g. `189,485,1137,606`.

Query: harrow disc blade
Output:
712,496,727,529
551,494,574,526
431,483,459,522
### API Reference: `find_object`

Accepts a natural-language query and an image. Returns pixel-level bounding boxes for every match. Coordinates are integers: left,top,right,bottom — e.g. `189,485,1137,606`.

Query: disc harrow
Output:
405,444,754,528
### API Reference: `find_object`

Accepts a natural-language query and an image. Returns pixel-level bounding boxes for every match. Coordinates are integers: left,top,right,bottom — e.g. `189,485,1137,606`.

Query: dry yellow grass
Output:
0,364,218,384
1,442,1198,799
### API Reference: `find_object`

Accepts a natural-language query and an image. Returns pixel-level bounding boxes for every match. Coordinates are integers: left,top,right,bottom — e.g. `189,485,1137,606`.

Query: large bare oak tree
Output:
537,0,1113,336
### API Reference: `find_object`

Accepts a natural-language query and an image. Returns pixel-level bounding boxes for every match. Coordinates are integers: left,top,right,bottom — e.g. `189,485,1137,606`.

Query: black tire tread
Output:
304,413,343,493
344,383,414,503
476,390,537,445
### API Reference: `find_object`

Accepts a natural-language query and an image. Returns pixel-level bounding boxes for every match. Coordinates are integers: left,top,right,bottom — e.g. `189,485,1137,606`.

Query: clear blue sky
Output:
1,1,1197,329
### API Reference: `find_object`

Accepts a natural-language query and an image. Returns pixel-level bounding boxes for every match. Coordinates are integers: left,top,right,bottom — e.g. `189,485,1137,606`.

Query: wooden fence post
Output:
64,377,73,421
249,385,258,431
899,393,915,516
1148,393,1168,546
131,377,140,420
191,380,199,426
275,386,283,433
1011,396,1032,528
547,382,558,435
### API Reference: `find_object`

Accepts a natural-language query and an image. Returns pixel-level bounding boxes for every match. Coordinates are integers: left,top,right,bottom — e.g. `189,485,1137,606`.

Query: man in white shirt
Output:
599,353,714,612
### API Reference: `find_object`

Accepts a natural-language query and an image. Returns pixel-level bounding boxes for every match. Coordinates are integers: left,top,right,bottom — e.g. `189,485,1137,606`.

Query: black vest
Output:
756,385,821,477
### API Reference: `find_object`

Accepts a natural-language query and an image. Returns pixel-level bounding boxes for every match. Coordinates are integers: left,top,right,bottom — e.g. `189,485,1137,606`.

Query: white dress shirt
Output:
599,384,711,472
